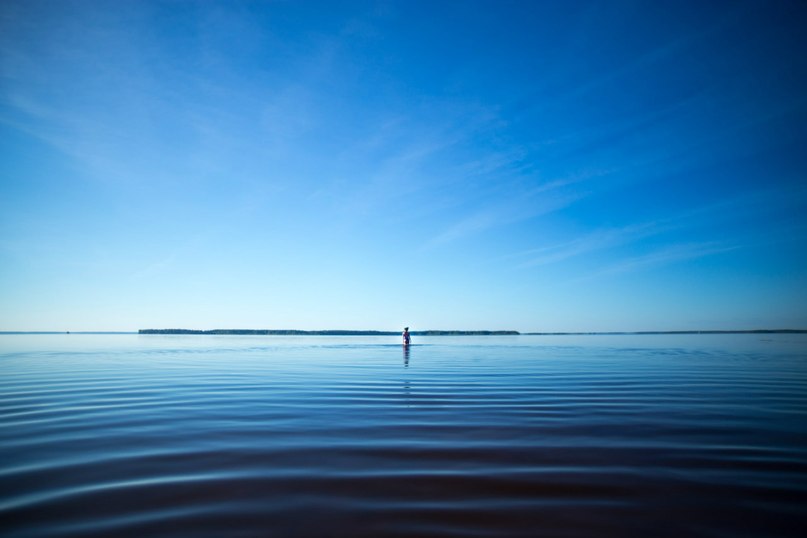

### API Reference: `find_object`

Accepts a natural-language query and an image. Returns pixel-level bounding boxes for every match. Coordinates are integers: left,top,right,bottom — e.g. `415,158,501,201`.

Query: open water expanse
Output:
1,333,806,537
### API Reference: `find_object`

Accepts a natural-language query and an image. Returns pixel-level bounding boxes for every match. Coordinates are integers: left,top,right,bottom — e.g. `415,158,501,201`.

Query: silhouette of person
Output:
402,327,411,347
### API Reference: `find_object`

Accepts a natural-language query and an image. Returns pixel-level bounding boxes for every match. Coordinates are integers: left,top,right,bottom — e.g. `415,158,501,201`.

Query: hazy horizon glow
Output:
2,1,806,332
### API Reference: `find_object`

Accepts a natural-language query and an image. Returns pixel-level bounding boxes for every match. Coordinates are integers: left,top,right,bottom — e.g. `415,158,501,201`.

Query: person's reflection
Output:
403,377,411,407
402,346,411,406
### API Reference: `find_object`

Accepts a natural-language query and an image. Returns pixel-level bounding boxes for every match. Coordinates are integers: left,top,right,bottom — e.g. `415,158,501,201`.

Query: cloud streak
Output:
513,224,652,268
589,242,740,279
512,185,807,271
427,186,583,247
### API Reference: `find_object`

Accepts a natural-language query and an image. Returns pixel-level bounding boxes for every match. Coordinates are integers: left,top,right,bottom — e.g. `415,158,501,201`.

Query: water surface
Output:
1,334,806,537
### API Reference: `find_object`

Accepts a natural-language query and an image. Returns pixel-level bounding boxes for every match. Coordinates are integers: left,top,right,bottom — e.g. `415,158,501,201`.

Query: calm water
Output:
1,334,806,537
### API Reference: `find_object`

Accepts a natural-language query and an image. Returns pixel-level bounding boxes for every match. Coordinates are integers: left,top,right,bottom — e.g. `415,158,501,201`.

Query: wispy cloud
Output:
427,186,583,247
512,185,807,270
306,100,520,229
511,210,694,269
513,224,651,268
589,242,739,279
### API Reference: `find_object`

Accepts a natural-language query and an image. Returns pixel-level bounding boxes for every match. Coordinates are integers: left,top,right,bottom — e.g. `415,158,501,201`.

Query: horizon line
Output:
2,329,806,335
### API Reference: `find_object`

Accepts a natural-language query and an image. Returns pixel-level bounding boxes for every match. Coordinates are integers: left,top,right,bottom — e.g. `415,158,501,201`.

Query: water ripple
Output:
1,334,807,537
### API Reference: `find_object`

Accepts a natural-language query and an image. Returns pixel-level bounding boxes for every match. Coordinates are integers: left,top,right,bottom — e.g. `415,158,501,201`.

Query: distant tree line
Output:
415,330,520,335
138,329,521,336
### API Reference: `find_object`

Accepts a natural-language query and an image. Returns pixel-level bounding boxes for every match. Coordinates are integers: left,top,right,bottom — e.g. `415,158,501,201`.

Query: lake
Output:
1,334,806,537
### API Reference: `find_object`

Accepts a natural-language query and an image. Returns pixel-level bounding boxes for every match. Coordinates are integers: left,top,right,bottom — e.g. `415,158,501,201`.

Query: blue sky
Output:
1,0,806,332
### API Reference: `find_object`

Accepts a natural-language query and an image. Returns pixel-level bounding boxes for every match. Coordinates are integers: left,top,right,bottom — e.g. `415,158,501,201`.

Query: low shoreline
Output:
136,329,807,336
2,329,804,335
137,329,521,336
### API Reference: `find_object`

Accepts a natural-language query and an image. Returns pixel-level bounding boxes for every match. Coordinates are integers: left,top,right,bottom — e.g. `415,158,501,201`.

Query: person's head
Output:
404,327,409,331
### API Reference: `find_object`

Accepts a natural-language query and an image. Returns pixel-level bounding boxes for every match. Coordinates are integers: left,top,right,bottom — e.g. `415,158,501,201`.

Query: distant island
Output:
138,329,521,336
135,329,807,336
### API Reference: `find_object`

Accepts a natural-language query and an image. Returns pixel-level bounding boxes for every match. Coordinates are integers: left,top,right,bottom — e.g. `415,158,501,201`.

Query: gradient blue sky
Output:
1,0,806,332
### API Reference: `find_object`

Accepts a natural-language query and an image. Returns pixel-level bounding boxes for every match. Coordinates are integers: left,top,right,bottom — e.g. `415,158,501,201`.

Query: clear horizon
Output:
2,1,806,333
0,327,807,336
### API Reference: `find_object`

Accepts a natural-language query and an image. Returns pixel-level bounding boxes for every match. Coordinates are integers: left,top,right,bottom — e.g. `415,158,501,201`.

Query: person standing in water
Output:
402,327,411,346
